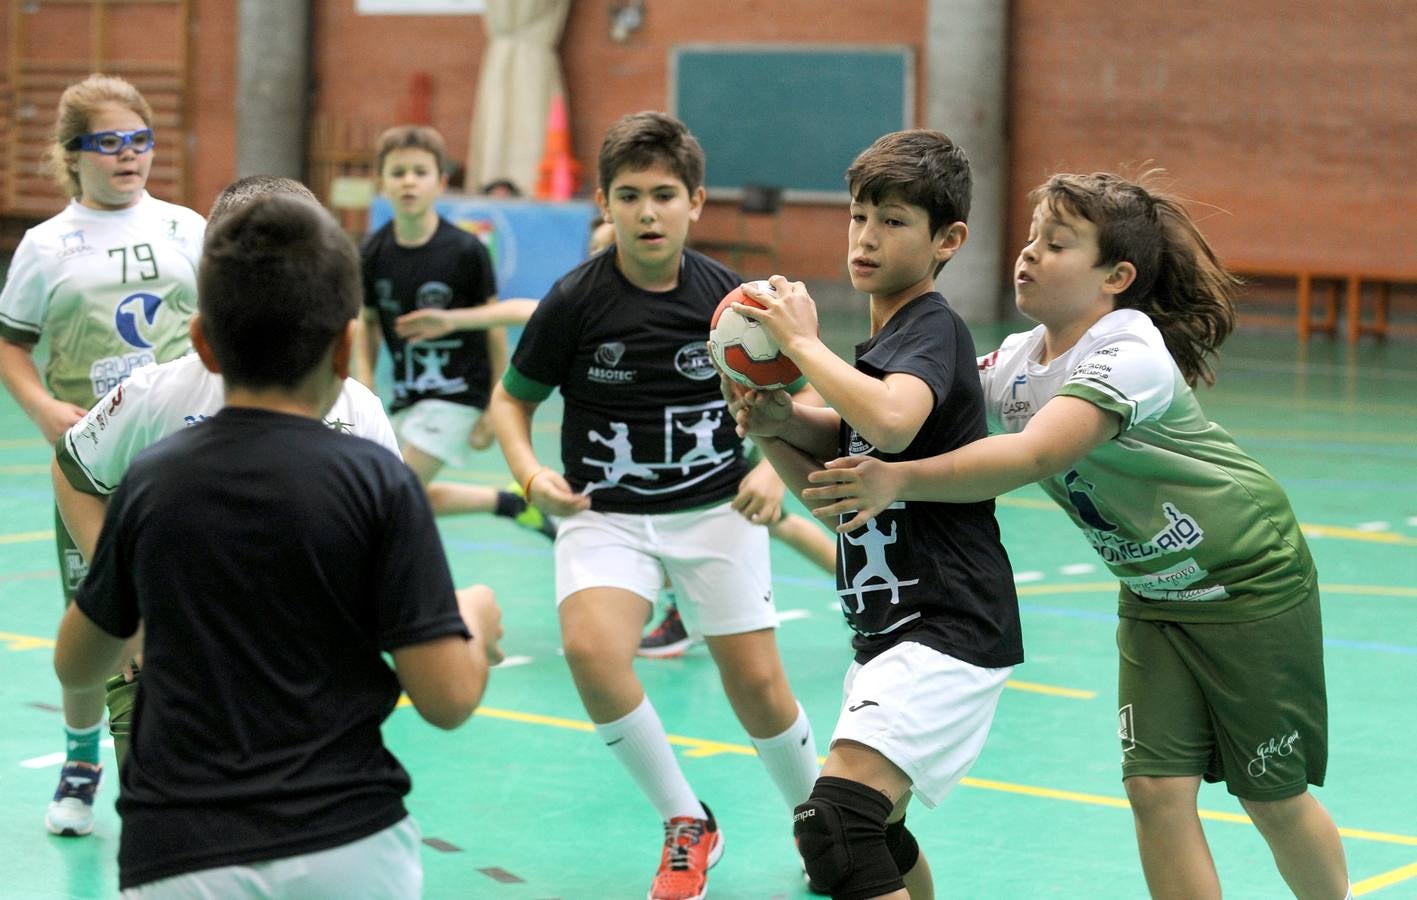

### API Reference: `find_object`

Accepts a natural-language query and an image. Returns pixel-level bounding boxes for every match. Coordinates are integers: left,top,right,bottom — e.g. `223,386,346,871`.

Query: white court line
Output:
1060,563,1096,575
776,609,811,623
1013,571,1045,583
493,655,534,668
21,738,115,769
1355,521,1390,532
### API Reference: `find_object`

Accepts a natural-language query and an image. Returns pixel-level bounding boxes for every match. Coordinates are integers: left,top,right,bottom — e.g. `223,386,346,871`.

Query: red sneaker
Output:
638,606,696,658
648,803,724,900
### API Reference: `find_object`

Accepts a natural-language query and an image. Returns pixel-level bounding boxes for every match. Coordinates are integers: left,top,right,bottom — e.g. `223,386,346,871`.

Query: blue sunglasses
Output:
64,128,155,155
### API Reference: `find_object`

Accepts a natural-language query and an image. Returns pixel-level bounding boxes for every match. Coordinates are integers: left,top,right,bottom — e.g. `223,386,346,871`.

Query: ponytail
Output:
1032,171,1240,386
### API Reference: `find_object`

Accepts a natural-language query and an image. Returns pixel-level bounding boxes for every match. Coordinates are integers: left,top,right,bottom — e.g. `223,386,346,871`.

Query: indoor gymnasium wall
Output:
1009,0,1417,325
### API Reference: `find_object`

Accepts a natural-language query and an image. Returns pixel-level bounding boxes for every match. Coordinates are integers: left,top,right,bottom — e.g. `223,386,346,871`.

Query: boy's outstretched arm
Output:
392,585,503,730
393,299,539,342
804,395,1120,531
734,279,934,453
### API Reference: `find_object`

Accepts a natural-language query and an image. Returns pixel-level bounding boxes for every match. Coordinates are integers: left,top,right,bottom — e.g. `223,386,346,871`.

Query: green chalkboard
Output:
670,44,914,200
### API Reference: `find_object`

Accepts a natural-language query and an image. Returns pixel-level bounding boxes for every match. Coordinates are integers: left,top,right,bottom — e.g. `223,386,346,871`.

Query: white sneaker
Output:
45,761,102,837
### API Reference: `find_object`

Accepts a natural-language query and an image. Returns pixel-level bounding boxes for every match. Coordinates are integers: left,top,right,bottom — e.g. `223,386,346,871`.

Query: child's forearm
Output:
445,299,538,331
777,401,842,462
788,339,926,453
487,384,541,485
754,436,836,511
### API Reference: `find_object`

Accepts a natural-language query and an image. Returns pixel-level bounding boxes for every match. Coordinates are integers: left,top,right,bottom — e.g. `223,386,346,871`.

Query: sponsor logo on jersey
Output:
91,352,156,398
415,281,454,309
846,429,874,456
1065,470,1117,532
588,341,636,384
114,292,165,349
1117,704,1136,753
57,229,94,259
977,349,999,371
1083,500,1208,573
1002,373,1033,420
1247,730,1299,778
106,384,124,415
594,342,625,366
674,341,716,381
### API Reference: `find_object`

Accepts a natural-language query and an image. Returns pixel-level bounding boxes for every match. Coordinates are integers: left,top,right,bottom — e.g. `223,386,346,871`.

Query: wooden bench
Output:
1228,262,1411,344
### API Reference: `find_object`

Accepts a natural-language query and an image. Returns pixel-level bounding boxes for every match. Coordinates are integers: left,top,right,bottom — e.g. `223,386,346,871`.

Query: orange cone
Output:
535,93,581,200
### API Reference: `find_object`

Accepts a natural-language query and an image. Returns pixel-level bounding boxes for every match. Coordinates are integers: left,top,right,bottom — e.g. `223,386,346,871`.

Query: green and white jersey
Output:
56,353,400,496
977,308,1314,623
0,193,205,406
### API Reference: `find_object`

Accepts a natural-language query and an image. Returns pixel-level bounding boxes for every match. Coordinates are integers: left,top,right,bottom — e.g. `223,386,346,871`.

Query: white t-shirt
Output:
0,193,206,406
57,353,400,495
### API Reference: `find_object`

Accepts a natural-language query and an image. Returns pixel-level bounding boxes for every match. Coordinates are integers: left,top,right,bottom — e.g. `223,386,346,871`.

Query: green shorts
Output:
1116,591,1327,801
55,504,88,605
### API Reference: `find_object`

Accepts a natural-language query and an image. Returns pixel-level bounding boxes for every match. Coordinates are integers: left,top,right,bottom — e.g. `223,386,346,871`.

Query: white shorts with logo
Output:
122,815,422,899
554,501,778,637
831,640,1012,808
392,399,480,467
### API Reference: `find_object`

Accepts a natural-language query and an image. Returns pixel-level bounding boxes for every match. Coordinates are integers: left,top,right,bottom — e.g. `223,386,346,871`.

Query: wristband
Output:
523,467,552,499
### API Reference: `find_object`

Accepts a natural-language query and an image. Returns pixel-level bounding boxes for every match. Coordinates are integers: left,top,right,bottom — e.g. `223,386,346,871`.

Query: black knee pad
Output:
884,815,920,875
793,776,905,899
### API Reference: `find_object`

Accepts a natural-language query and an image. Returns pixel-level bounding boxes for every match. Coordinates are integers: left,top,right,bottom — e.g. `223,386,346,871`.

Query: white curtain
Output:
465,0,571,195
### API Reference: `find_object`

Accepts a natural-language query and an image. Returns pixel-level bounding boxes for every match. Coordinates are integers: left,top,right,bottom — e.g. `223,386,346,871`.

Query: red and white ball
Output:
708,281,802,390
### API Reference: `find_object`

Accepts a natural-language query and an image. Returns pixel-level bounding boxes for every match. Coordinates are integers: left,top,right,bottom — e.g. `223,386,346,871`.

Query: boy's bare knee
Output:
1124,776,1198,821
1238,792,1307,830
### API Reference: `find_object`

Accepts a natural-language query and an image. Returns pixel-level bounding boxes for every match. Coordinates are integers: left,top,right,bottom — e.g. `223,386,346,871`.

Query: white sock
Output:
1343,887,1353,900
595,696,705,822
750,702,819,808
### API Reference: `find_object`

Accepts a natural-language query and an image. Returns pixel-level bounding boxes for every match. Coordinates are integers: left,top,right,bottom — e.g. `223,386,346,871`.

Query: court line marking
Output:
0,464,49,475
1,631,55,651
996,497,1417,547
427,703,1417,860
7,520,1417,554
0,530,54,545
1354,861,1417,895
1018,582,1417,600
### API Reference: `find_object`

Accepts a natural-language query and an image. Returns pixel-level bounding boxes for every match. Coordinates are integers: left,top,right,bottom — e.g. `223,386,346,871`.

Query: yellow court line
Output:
0,438,47,449
1354,860,1417,896
443,704,1417,851
1004,679,1096,699
0,530,54,545
0,464,49,475
0,631,55,651
1304,524,1417,547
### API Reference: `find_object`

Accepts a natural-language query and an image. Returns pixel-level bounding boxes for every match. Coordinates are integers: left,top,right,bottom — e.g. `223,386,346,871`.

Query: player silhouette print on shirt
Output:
836,428,920,635
580,400,737,496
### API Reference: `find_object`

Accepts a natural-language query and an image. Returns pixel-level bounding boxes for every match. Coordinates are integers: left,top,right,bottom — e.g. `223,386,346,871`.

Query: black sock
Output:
494,490,526,519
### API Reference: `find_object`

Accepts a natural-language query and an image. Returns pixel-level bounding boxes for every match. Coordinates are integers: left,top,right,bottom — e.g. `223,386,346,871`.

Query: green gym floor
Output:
2,315,1415,898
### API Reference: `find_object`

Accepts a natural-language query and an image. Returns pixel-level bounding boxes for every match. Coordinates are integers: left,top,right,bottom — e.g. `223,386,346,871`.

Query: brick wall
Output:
1008,0,1417,275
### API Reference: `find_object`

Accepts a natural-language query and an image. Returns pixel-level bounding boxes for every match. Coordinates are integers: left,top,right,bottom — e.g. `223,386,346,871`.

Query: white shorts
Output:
392,399,480,467
831,641,1012,809
554,501,778,637
122,816,422,899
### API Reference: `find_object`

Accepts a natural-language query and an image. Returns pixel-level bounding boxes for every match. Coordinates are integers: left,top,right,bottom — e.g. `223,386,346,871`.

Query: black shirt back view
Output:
76,408,468,890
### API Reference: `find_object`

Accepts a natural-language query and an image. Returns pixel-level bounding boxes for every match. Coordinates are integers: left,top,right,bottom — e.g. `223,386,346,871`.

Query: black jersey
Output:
836,292,1023,668
75,408,467,889
505,249,748,514
361,218,497,412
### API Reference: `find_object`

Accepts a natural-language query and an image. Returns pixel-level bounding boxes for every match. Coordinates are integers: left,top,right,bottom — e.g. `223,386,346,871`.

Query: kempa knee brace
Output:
793,776,904,899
